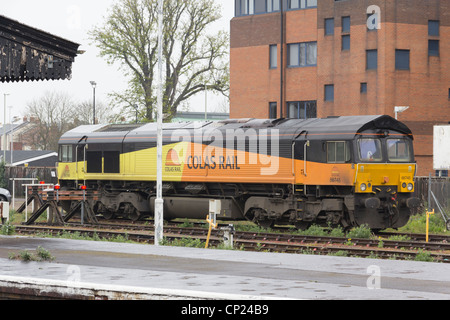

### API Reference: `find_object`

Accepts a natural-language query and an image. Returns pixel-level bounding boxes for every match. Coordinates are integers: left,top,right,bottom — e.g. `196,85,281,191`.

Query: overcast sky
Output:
0,0,234,124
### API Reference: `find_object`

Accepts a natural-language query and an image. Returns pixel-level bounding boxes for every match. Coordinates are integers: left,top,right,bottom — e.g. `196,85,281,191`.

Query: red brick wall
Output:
230,0,450,176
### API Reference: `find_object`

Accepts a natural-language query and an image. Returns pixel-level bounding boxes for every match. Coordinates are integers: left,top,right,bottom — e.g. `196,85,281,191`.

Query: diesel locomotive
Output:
57,115,420,230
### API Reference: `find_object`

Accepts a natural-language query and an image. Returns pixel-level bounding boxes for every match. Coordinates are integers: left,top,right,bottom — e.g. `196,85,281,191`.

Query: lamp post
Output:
90,81,97,124
133,104,139,124
3,93,9,162
394,106,409,120
8,106,13,166
204,84,208,120
154,0,164,246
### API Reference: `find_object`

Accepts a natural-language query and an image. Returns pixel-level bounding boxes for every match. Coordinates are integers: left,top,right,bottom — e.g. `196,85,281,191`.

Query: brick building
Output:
230,0,450,175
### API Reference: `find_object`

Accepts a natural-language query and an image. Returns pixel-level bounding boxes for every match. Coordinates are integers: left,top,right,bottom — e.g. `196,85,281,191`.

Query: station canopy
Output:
0,15,80,83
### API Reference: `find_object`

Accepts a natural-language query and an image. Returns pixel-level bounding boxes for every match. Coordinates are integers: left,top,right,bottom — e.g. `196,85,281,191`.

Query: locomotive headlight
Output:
360,183,367,192
407,183,414,191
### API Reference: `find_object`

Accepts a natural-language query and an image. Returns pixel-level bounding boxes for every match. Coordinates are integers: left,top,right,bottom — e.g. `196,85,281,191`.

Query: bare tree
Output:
75,100,115,125
25,91,77,151
89,0,229,121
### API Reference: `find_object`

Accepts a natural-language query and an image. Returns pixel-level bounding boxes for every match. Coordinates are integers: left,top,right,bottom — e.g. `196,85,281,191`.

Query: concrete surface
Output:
1,235,450,300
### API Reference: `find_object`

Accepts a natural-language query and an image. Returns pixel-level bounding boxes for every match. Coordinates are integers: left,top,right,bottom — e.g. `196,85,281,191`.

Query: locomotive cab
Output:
352,130,419,229
290,115,420,230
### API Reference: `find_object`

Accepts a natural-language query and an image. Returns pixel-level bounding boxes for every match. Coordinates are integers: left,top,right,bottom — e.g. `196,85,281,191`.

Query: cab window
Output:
387,139,411,162
358,139,382,162
327,141,351,163
59,145,73,162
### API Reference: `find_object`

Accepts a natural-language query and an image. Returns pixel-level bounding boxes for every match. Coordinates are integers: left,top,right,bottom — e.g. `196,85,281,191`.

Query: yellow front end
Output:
354,163,416,194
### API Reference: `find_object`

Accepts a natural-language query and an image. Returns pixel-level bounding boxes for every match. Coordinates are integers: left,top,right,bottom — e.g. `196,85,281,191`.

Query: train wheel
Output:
129,207,141,222
251,208,274,229
258,219,274,229
294,221,311,231
102,210,115,220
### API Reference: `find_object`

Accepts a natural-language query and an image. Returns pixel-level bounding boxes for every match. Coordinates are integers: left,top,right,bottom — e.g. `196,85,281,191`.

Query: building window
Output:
361,83,367,94
269,102,277,119
325,85,334,102
366,49,377,70
308,0,317,7
235,0,315,16
287,101,317,119
288,0,317,10
287,42,317,67
395,49,410,70
267,0,280,12
288,0,299,9
429,20,440,36
429,40,439,57
342,35,350,51
254,0,266,14
436,170,448,177
269,44,277,69
325,18,334,35
342,16,350,33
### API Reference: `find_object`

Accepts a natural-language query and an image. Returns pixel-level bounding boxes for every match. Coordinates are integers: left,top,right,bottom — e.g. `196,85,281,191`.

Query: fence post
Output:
428,173,431,212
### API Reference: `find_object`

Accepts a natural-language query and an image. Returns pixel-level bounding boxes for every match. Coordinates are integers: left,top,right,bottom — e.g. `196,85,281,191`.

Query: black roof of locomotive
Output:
59,115,412,145
276,115,412,137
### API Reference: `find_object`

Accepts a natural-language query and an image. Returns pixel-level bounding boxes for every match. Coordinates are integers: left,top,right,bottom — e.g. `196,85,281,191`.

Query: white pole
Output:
3,94,9,162
154,0,164,246
205,84,207,120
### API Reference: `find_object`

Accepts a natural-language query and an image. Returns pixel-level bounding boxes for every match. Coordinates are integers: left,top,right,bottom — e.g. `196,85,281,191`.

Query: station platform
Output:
1,235,450,301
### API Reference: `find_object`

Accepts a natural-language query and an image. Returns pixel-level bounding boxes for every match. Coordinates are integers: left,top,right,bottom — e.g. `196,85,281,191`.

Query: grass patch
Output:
346,224,372,239
397,212,447,234
160,237,205,248
414,249,435,262
0,222,15,235
9,246,55,262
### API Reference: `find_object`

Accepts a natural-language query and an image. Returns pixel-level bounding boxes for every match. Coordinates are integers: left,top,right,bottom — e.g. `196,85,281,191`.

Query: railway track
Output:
11,223,450,263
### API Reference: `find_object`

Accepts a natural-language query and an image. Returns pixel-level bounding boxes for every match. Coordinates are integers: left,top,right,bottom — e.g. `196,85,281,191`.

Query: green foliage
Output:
161,237,205,248
414,249,435,262
329,250,349,257
346,224,372,239
35,246,55,261
0,222,15,235
89,0,230,122
0,161,7,189
9,246,55,262
399,212,447,234
329,225,346,237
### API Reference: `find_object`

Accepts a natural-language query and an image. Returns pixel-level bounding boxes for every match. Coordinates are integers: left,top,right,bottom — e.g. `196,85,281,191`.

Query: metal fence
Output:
5,166,58,198
414,176,450,214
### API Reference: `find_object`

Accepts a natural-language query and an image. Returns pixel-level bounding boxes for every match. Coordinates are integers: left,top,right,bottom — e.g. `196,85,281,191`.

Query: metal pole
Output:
90,81,97,125
279,0,284,118
154,0,164,246
9,106,13,166
428,173,431,212
205,84,207,120
81,188,85,225
3,94,8,161
93,86,96,125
